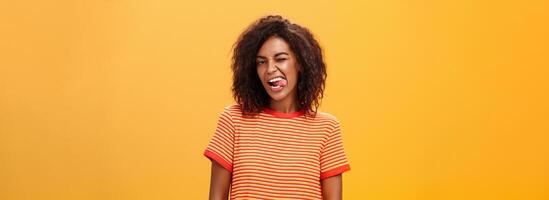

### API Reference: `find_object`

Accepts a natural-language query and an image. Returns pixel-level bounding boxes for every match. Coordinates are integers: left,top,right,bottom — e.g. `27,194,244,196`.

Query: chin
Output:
267,92,287,101
263,84,295,102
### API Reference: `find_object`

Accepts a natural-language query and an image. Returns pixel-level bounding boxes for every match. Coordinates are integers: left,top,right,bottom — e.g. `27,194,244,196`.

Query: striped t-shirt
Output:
204,104,351,199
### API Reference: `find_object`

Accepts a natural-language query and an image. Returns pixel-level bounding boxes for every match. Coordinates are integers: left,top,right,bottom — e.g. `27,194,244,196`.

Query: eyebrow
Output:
256,52,289,59
274,52,289,57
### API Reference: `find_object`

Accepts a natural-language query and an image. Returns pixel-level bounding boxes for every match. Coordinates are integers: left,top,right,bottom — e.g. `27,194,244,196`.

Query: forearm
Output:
208,161,232,200
321,174,342,200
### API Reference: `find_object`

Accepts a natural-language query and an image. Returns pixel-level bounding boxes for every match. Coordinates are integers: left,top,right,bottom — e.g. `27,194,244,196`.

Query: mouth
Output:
267,76,288,91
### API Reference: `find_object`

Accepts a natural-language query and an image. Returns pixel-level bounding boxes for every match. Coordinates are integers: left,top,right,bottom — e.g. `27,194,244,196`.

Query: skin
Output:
322,174,343,200
208,36,342,199
208,161,231,200
256,36,300,114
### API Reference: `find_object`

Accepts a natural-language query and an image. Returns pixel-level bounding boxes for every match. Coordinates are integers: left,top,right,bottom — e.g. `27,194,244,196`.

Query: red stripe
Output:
204,150,233,172
204,104,350,199
320,164,350,180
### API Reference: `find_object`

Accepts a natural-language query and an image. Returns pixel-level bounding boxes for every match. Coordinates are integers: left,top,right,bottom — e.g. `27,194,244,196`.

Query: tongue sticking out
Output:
273,79,288,87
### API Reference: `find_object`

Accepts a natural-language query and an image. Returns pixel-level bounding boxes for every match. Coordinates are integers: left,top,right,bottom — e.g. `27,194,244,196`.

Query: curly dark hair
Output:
231,15,327,117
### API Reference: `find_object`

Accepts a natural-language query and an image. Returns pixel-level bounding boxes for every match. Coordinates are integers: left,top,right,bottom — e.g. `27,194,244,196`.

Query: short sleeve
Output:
204,107,235,172
320,121,350,180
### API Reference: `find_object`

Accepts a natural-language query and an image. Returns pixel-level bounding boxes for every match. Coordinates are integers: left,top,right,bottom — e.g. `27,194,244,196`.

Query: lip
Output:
266,75,286,92
267,75,286,82
269,84,284,92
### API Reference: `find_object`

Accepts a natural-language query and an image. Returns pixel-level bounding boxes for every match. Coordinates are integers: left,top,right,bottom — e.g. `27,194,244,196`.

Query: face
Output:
256,36,300,103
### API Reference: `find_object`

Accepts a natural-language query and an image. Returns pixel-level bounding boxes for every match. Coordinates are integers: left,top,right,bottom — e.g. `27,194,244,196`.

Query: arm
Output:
208,161,232,200
321,174,342,200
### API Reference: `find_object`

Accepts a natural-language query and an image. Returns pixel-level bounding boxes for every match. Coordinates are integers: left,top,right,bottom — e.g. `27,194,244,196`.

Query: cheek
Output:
290,74,299,88
287,64,300,85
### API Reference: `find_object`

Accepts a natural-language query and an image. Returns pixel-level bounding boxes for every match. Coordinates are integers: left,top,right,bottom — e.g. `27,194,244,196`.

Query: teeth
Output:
268,77,285,83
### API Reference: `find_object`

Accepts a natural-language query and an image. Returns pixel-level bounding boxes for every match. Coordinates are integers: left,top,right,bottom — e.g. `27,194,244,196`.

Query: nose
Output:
267,60,278,73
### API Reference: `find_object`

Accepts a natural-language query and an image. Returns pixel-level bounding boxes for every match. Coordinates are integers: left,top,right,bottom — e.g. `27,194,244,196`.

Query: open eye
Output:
256,59,266,65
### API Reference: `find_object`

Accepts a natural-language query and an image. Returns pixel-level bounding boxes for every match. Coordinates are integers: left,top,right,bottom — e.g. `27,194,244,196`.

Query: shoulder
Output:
223,104,241,112
312,111,340,127
220,104,243,118
214,104,243,128
314,111,339,121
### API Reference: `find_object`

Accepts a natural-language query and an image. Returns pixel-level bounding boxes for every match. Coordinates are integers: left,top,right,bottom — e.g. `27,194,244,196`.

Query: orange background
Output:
1,0,548,199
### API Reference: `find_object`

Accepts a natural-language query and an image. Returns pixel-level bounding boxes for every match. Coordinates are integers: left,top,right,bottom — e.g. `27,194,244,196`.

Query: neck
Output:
269,95,298,113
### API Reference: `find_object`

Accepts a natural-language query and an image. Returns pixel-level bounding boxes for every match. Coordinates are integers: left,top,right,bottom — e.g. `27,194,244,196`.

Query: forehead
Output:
257,36,293,57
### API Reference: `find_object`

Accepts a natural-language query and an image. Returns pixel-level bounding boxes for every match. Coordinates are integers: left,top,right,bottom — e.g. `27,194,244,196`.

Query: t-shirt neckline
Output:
263,107,305,119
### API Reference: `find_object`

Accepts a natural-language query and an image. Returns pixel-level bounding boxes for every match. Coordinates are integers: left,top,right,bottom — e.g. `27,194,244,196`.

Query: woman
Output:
204,15,350,200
